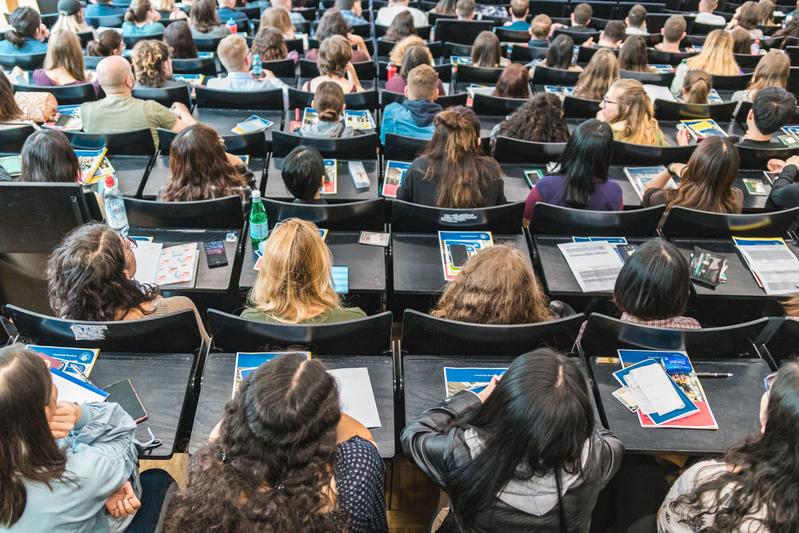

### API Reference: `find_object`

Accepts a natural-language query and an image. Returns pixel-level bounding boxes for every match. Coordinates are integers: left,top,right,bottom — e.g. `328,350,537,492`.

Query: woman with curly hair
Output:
131,39,185,88
573,48,620,101
47,223,208,341
491,93,570,149
659,361,799,532
164,353,388,532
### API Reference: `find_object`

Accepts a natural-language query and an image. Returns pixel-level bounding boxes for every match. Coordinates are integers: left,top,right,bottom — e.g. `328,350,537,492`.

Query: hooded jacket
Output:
379,98,442,145
401,391,624,532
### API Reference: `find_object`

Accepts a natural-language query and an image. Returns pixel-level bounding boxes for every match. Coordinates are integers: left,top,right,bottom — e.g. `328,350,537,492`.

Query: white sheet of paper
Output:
51,369,108,404
132,242,163,285
643,84,676,103
327,367,381,428
557,241,624,292
737,243,799,295
628,364,684,415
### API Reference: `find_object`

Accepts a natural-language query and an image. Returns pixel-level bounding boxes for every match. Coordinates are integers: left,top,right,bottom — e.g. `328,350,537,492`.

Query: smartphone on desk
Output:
104,379,148,424
204,239,228,268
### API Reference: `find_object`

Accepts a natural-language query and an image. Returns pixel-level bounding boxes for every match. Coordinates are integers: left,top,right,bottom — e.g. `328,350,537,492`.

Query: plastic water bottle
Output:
103,175,129,237
249,190,269,251
386,63,397,81
751,39,760,55
252,53,262,77
226,17,237,34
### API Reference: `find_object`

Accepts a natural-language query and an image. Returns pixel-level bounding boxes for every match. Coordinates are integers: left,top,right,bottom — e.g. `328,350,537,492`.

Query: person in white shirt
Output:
206,34,287,92
625,4,648,35
375,0,428,28
695,0,727,26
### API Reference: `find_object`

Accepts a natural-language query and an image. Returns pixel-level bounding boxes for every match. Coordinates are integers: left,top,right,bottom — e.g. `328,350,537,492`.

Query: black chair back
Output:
263,198,385,231
471,93,527,115
390,199,524,233
646,47,698,66
132,84,192,108
6,305,204,354
123,33,164,49
530,204,666,237
552,27,599,44
531,64,581,86
86,13,125,27
579,313,768,359
272,131,379,158
563,95,601,118
711,73,753,90
13,83,97,105
401,309,586,356
653,99,738,121
660,206,799,239
510,45,549,63
383,133,428,159
691,21,726,35
260,58,296,78
455,64,505,85
732,53,763,69
620,69,675,87
495,27,532,43
577,45,618,64
737,145,799,171
0,124,36,153
611,140,696,166
193,36,224,53
435,19,495,45
124,196,244,229
493,136,566,163
0,52,46,70
65,129,157,155
207,309,393,355
761,317,799,367
196,86,284,110
172,56,218,76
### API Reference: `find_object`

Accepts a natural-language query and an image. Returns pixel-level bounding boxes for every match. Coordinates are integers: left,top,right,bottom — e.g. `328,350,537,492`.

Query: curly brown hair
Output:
251,27,288,61
131,39,171,88
164,354,347,532
495,93,570,144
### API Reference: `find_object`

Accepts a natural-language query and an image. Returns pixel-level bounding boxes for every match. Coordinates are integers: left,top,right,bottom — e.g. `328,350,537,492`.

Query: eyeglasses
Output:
125,236,138,250
602,96,617,104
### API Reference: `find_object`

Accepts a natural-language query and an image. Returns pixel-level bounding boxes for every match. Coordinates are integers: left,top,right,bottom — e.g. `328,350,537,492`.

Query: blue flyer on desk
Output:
233,351,311,398
27,345,100,379
444,367,507,398
438,231,493,281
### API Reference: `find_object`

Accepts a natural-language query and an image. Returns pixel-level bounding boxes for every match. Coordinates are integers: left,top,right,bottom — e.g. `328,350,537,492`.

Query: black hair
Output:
447,348,594,528
20,130,80,183
546,34,574,70
282,146,325,201
613,239,691,320
5,7,41,48
752,87,797,135
558,119,613,208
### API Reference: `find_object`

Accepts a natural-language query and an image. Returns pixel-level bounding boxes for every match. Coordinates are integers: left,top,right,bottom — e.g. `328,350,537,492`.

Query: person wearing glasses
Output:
597,79,669,147
46,223,209,343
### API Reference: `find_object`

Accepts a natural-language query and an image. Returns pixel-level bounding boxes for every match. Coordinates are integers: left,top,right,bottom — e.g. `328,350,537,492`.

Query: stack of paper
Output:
132,242,198,287
344,109,375,130
557,241,624,292
51,368,108,404
382,160,411,198
734,237,799,295
231,115,273,134
544,85,574,96
328,367,381,428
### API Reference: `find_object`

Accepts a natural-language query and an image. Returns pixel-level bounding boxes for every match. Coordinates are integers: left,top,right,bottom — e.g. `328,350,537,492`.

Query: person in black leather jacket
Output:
401,348,624,533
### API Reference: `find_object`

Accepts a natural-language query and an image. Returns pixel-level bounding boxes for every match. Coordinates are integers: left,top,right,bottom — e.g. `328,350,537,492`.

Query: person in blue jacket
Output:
380,63,442,145
0,7,49,55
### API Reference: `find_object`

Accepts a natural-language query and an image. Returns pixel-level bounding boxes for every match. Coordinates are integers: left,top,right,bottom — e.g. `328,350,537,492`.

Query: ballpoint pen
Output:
696,372,734,378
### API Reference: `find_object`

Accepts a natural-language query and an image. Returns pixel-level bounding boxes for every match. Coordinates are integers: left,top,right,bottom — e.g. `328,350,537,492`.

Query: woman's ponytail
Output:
683,69,711,104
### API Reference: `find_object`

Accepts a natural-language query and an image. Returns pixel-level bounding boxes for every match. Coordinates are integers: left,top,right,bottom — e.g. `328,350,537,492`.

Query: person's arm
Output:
169,102,197,131
337,413,375,445
593,428,625,483
348,33,372,61
345,62,364,92
522,185,543,226
769,162,799,208
644,164,683,191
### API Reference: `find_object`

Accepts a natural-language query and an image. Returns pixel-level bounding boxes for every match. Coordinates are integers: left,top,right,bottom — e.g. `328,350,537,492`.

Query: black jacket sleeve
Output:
769,164,799,209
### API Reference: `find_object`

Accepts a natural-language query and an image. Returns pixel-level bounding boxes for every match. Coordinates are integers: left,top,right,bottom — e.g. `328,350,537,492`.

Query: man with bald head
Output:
80,55,195,146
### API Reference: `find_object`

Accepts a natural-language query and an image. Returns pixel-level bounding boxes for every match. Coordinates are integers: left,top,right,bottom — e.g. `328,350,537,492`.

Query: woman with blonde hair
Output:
131,39,184,88
573,48,620,101
671,30,740,94
432,245,572,324
52,0,89,33
242,219,366,324
152,0,188,20
679,69,712,104
31,29,92,88
731,50,790,102
303,35,364,93
260,6,295,39
598,79,669,146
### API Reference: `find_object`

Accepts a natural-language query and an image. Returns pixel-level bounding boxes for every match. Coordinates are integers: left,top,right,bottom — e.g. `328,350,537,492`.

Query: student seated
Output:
52,0,90,33
430,0,456,15
766,155,799,208
503,0,529,31
164,353,388,532
731,26,753,55
0,345,141,532
670,30,740,95
678,69,712,104
728,0,762,39
527,14,552,47
694,0,726,26
731,51,790,102
207,34,288,91
216,0,247,23
0,71,57,124
153,0,188,20
433,245,574,323
299,81,359,138
303,35,365,93
541,34,582,71
80,56,196,146
260,6,296,40
48,223,210,341
131,39,186,88
160,123,253,203
774,15,799,44
190,0,230,39
598,79,669,146
385,43,445,96
19,130,80,183
281,146,327,204
573,48,620,101
271,0,306,27
251,27,299,63
242,219,367,323
401,348,624,532
0,7,49,55
471,31,510,68
455,0,476,20
381,64,442,144
491,93,569,148
163,20,199,59
736,87,797,148
376,0,428,27
384,10,416,41
86,29,125,58
304,9,371,63
655,15,687,53
619,35,655,73
625,4,649,35
644,136,743,213
524,119,622,223
86,0,122,18
569,2,593,31
122,0,166,36
492,63,530,99
587,20,625,48
336,0,368,27
660,361,799,531
31,30,94,88
388,35,426,66
398,106,504,208
614,239,700,329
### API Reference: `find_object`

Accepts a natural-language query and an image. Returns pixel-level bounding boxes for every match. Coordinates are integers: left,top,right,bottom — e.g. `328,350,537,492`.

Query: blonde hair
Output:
573,48,619,101
747,50,789,93
217,34,249,72
389,35,426,66
260,7,293,36
407,64,438,100
52,11,85,33
609,78,666,146
686,29,740,76
44,30,86,82
152,0,175,10
317,35,351,77
131,39,171,87
248,219,341,323
432,245,553,324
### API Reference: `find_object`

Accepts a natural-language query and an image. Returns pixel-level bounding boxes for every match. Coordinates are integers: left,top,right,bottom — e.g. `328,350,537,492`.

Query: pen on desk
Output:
696,372,734,378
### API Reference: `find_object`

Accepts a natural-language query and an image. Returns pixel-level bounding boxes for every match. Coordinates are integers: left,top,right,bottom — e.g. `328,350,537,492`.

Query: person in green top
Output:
242,218,366,324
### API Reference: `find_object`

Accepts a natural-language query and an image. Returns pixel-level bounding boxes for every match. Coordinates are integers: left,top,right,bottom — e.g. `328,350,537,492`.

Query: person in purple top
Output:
523,119,623,225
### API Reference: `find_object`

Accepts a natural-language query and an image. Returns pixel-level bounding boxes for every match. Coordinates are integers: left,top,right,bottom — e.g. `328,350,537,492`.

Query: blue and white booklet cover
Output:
733,237,799,295
27,345,100,379
233,352,311,398
50,367,108,405
438,231,493,281
444,367,507,398
344,109,375,130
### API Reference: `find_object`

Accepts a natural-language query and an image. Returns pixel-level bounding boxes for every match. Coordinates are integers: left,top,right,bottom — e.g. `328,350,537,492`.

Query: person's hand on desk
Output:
582,36,595,47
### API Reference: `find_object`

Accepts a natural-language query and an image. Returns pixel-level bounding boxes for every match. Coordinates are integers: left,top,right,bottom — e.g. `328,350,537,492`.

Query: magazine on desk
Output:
733,237,799,295
322,159,337,194
75,147,108,184
27,345,100,380
681,119,728,140
172,74,205,86
557,241,624,292
544,85,574,96
230,114,274,134
438,231,494,281
46,104,82,130
623,166,676,201
571,237,636,263
444,367,507,398
0,155,21,177
522,168,544,189
131,241,199,287
382,160,411,198
344,109,375,130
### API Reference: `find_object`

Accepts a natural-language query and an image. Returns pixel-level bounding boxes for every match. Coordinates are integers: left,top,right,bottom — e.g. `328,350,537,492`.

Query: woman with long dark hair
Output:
19,130,80,183
384,10,416,42
163,20,198,59
660,361,799,531
0,344,139,531
542,34,582,71
0,7,48,54
164,353,388,532
523,119,622,224
402,348,624,532
398,106,505,208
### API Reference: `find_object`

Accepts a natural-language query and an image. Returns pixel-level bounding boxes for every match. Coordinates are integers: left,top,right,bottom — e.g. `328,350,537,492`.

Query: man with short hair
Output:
375,0,428,28
528,13,552,47
625,4,648,35
335,0,368,27
569,3,594,32
271,0,306,27
80,56,195,146
695,0,726,26
739,88,798,148
208,34,287,91
597,20,625,47
456,0,476,20
281,146,327,204
216,0,247,23
503,0,529,31
656,15,686,52
380,64,442,145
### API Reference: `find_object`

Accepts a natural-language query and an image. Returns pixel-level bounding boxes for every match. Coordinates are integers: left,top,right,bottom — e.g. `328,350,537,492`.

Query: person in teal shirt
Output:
0,7,49,55
122,0,166,36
